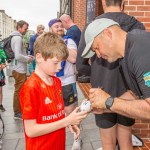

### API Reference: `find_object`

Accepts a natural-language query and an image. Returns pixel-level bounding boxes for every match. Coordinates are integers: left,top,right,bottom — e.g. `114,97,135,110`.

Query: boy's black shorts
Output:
62,83,78,106
95,113,135,129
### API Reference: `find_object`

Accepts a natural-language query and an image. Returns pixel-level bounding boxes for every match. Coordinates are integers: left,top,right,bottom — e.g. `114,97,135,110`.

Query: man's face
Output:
50,22,64,36
91,31,119,63
37,28,44,35
18,24,28,35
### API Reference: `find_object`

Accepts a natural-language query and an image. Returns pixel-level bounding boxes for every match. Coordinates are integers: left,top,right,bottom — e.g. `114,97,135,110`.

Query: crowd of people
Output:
0,0,150,150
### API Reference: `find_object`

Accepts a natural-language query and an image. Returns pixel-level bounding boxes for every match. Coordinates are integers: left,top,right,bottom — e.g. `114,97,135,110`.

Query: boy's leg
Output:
12,71,27,115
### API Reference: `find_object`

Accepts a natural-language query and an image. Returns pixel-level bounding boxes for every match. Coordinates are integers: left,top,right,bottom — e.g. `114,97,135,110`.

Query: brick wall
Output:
72,0,150,139
124,0,150,31
73,0,86,31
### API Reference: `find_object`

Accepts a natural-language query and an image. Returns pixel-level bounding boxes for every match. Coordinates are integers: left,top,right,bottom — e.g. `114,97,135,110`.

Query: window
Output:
86,0,96,23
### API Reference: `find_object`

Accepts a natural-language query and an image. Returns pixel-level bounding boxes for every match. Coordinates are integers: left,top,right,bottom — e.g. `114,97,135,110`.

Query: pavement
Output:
1,76,102,150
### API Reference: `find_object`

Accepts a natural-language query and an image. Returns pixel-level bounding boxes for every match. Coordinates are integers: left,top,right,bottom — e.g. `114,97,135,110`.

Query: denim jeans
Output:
12,70,27,115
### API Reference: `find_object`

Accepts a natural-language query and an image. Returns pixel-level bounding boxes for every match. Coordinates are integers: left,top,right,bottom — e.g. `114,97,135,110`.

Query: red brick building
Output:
59,0,150,139
68,0,150,31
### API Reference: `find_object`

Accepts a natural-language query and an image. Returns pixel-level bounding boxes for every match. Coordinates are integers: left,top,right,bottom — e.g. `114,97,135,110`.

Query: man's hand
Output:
28,55,34,63
89,88,110,110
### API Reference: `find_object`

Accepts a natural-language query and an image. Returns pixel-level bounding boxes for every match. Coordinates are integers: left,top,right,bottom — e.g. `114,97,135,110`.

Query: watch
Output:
105,97,114,110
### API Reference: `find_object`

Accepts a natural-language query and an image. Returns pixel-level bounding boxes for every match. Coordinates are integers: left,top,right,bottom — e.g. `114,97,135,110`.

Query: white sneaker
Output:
97,147,119,150
97,148,102,150
71,133,82,150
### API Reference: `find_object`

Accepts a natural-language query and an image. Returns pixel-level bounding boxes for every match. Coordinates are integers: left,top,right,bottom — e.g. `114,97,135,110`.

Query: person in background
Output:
29,24,45,74
48,18,82,150
11,20,33,120
77,0,145,150
20,32,88,150
60,14,81,47
0,62,6,112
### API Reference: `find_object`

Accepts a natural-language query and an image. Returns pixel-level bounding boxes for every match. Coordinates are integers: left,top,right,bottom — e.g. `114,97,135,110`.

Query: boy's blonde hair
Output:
34,32,68,60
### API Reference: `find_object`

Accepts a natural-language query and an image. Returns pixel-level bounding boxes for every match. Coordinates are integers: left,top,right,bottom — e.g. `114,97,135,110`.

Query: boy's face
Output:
36,54,62,76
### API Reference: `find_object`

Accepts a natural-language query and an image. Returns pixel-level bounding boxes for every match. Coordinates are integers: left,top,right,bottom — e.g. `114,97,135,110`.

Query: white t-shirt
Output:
59,38,77,86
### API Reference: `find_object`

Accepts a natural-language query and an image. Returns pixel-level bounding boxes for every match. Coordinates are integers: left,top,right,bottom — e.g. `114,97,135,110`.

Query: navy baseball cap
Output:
48,18,61,27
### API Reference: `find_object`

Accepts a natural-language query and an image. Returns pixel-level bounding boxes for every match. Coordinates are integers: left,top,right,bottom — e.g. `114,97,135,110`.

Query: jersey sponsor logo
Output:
57,103,63,110
42,110,65,121
45,97,52,104
143,72,150,87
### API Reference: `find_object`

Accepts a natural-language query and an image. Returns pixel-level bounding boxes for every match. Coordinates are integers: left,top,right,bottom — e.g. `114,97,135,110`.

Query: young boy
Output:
20,32,87,150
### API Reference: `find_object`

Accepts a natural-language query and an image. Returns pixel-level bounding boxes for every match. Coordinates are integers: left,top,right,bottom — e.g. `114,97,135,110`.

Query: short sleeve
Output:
20,85,39,119
67,39,77,50
129,43,150,98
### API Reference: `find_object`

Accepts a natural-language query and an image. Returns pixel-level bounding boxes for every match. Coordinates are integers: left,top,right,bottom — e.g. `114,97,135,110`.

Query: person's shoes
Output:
72,133,82,150
97,147,119,150
0,105,5,112
14,113,22,120
97,148,102,150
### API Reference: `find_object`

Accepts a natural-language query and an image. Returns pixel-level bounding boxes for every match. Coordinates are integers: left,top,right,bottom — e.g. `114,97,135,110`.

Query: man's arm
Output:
66,38,77,63
12,37,30,63
111,97,150,120
89,88,150,120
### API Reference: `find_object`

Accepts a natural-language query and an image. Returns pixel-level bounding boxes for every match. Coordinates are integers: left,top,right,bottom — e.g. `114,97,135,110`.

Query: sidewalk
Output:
1,77,102,150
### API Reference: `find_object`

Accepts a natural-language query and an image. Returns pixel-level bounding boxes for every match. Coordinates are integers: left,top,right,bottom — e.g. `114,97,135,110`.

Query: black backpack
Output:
0,36,18,63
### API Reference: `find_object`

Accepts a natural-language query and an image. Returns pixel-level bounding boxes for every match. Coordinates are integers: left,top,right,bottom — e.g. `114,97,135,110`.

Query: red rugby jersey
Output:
20,73,65,150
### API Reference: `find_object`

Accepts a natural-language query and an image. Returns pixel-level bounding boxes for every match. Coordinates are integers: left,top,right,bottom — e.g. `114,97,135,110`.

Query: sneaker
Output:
97,147,118,150
14,113,22,120
0,105,5,112
97,148,102,150
72,133,82,150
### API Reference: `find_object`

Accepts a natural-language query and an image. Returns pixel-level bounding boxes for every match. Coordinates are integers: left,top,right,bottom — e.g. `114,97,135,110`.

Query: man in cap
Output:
78,1,145,150
82,18,150,120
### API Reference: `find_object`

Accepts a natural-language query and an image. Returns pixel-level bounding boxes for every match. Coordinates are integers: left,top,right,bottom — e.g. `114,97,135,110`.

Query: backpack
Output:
0,36,18,63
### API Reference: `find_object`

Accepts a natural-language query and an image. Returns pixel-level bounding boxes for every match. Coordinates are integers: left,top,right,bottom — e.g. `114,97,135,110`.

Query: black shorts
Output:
95,113,135,129
62,83,78,106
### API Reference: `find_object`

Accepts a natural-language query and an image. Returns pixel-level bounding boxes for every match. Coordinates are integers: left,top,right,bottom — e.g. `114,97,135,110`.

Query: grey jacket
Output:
10,31,30,73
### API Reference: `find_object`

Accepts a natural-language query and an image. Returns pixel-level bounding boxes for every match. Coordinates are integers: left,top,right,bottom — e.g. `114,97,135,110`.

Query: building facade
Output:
0,10,16,40
59,0,150,31
59,0,150,139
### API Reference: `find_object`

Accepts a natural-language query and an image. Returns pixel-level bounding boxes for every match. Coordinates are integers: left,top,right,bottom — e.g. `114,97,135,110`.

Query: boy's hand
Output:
66,107,88,126
68,125,80,140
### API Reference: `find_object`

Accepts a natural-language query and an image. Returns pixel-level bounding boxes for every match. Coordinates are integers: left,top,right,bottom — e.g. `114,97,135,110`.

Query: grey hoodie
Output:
10,31,30,73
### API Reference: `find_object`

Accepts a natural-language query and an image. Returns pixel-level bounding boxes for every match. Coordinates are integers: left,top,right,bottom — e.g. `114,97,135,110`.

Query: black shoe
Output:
14,113,22,120
0,105,5,112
